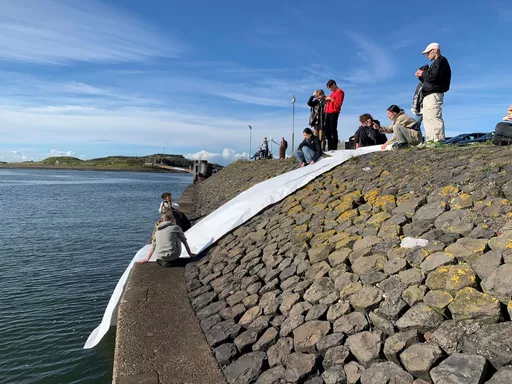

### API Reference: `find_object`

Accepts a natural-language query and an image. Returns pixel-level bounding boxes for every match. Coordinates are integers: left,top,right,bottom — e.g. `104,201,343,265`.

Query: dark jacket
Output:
411,81,424,114
307,96,326,129
298,135,323,162
422,55,451,96
354,125,387,147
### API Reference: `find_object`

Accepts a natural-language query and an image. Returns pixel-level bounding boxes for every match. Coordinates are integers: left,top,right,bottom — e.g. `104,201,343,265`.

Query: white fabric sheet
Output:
84,146,383,349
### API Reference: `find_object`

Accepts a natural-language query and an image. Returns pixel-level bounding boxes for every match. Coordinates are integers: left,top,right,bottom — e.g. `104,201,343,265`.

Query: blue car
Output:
442,133,487,145
456,132,495,145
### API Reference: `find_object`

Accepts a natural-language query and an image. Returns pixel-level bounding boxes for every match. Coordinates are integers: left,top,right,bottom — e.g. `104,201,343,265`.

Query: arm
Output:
137,246,155,263
158,202,164,214
421,57,444,83
332,89,345,111
178,231,196,257
298,139,305,150
307,96,318,107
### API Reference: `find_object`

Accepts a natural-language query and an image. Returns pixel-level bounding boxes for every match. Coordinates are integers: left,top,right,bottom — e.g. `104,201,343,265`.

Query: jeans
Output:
324,113,339,150
423,93,445,142
294,146,316,164
393,125,422,146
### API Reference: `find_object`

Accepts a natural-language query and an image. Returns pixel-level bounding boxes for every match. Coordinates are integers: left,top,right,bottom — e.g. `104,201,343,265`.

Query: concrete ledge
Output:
113,263,225,384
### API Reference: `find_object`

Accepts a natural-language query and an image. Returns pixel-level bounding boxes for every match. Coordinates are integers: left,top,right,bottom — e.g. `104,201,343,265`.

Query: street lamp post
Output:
248,125,252,160
290,95,296,156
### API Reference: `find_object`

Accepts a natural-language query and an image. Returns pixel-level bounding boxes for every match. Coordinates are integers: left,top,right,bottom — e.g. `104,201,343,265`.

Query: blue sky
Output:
0,0,510,165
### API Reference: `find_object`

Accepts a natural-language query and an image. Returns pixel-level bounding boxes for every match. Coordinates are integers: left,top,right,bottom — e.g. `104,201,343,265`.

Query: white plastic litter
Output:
400,237,429,249
84,145,384,349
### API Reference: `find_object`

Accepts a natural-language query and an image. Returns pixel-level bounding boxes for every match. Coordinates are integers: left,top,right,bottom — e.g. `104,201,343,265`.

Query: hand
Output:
415,69,424,77
325,96,333,101
381,143,388,150
504,115,512,121
300,162,305,168
356,144,360,149
309,160,315,165
190,253,197,258
137,258,150,264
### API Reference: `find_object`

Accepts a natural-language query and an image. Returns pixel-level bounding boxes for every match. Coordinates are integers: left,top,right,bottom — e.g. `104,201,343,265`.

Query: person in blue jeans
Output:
293,128,323,167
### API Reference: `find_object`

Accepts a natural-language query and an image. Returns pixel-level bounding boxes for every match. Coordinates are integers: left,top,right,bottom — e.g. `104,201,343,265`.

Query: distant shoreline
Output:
0,164,190,173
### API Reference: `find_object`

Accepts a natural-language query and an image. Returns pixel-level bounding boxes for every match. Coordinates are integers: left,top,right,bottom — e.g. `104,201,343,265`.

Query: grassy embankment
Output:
0,154,193,173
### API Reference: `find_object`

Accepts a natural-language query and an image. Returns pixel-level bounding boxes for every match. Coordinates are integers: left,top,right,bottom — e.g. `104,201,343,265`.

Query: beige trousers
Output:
422,93,445,142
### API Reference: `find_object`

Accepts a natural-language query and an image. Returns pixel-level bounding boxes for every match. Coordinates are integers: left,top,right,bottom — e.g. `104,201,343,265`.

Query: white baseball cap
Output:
422,42,440,54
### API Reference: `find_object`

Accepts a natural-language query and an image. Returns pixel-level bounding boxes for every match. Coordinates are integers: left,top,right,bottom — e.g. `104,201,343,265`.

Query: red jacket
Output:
325,88,345,114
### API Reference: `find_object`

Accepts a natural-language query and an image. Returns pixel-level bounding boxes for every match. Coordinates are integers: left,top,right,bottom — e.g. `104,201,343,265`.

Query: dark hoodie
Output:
298,135,323,162
151,221,187,261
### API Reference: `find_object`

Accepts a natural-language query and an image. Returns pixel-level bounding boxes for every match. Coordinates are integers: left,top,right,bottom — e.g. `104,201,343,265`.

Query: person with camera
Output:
378,105,423,150
307,90,327,150
354,114,387,148
324,79,345,151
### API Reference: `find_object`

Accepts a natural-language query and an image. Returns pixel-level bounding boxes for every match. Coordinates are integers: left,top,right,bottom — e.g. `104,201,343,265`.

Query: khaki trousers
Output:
422,93,445,142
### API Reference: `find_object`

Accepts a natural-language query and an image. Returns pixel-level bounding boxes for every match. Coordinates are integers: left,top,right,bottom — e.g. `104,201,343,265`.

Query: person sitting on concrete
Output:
251,137,269,160
378,105,423,150
494,105,512,143
307,90,327,150
138,213,196,267
294,128,323,167
159,192,191,232
354,114,388,148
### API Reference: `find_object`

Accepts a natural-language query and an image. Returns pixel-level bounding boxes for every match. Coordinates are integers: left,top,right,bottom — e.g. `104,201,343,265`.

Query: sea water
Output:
0,169,192,384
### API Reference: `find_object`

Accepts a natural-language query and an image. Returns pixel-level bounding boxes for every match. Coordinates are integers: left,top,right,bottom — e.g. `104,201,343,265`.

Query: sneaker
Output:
391,142,410,150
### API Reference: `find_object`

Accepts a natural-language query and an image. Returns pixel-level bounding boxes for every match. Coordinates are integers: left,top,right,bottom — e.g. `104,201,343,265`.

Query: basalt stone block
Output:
267,337,293,367
486,367,512,384
223,351,266,384
284,353,317,383
293,320,331,353
279,315,305,337
399,343,443,381
316,333,345,355
448,287,501,322
430,319,484,355
360,361,413,384
482,263,512,303
214,342,237,366
346,331,383,367
396,303,444,333
323,346,350,370
383,330,420,365
206,320,241,348
463,322,512,369
430,354,487,384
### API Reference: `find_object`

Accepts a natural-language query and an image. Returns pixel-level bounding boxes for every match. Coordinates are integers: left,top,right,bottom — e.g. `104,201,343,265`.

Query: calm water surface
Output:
0,169,192,384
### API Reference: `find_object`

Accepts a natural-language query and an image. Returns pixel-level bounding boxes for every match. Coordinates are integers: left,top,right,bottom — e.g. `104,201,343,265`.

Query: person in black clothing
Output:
353,114,387,148
307,90,326,150
293,128,322,167
416,42,451,143
411,64,429,128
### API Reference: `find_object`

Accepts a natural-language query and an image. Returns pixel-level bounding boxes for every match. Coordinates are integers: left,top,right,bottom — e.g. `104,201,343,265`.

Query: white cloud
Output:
48,149,76,157
0,0,183,64
185,148,249,166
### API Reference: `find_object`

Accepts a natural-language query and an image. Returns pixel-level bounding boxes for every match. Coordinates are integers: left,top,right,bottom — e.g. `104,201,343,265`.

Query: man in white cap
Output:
415,42,451,143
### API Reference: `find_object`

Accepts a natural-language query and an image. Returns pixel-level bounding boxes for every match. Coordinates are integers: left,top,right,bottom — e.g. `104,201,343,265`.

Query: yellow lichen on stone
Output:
298,232,313,242
337,209,359,222
441,185,460,196
364,189,380,205
507,240,512,249
313,203,327,211
287,204,303,216
380,170,391,176
336,235,362,249
373,195,396,210
293,224,308,233
311,230,336,245
328,232,350,244
329,200,343,208
366,212,392,227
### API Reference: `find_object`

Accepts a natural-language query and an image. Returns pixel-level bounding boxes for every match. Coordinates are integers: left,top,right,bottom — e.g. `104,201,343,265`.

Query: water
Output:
0,169,192,384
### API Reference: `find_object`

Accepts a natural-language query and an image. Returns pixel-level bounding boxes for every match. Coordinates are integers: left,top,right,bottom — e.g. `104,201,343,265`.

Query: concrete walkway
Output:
113,263,225,384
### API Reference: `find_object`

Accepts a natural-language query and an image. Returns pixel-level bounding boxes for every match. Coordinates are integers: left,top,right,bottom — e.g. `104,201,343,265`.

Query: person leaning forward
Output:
378,105,423,150
416,42,451,143
138,213,196,267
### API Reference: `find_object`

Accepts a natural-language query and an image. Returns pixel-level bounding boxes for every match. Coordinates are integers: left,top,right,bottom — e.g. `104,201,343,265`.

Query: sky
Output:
0,0,510,165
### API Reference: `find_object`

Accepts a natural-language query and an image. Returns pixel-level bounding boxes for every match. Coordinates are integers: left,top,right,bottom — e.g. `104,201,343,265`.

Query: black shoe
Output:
157,259,176,268
391,142,410,150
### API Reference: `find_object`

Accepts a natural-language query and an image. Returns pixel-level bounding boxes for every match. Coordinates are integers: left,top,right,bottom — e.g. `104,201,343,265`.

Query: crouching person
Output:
294,128,323,167
138,213,196,267
378,105,423,150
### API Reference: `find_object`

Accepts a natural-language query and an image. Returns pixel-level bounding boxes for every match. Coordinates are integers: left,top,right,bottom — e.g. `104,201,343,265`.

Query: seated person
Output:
153,192,191,241
378,105,423,150
293,128,323,167
354,114,387,148
138,213,196,267
252,137,269,159
494,105,512,141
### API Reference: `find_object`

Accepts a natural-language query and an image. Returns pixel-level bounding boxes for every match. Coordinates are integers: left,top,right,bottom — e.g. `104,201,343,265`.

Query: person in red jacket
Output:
324,79,345,150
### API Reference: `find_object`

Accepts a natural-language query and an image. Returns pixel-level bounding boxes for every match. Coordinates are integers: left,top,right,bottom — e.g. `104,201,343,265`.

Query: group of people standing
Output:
353,42,452,149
